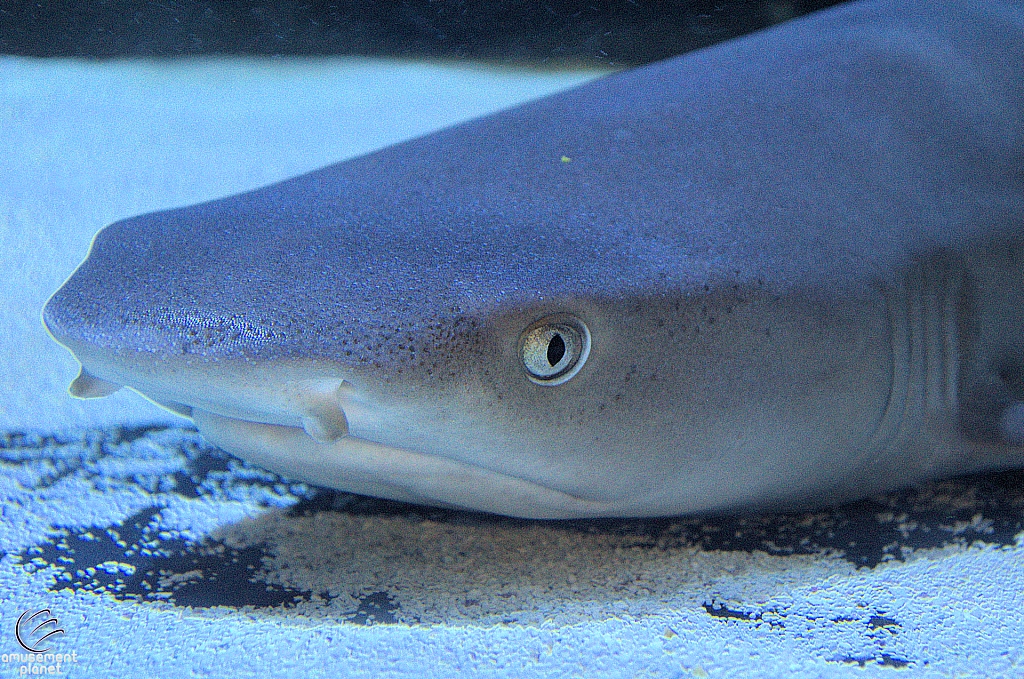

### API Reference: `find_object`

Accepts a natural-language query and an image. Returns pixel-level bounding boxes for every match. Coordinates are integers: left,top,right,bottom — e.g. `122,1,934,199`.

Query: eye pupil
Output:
547,333,566,366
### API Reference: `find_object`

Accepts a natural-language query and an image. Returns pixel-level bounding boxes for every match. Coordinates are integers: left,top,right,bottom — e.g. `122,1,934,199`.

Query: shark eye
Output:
519,314,591,386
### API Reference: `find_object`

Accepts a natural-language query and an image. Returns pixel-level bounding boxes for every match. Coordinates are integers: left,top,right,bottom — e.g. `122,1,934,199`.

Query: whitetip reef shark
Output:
44,0,1024,518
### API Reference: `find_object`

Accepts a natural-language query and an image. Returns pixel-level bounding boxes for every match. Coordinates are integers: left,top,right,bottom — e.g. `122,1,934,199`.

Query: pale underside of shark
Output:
44,0,1024,518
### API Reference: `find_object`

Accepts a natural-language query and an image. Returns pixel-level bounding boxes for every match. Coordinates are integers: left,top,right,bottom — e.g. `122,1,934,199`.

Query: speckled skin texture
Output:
45,0,1024,517
46,0,1024,362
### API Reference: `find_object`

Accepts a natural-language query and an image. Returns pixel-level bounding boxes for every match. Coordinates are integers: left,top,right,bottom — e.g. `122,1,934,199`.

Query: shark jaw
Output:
56,341,624,519
191,408,614,519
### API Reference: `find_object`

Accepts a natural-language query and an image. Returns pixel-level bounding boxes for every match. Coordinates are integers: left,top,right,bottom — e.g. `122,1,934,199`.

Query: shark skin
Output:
44,0,1024,518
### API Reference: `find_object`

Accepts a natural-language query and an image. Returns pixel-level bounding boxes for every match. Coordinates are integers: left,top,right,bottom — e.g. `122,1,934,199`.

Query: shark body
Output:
45,0,1024,518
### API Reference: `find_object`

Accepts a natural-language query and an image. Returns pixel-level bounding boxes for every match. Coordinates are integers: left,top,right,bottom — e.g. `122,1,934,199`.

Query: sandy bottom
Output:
1,424,1021,677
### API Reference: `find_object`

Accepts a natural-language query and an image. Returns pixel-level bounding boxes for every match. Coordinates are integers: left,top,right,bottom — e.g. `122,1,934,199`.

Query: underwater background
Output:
1,2,1022,677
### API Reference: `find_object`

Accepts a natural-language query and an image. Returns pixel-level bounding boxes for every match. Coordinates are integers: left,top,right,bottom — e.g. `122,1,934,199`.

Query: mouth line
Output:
189,407,614,519
60,350,623,518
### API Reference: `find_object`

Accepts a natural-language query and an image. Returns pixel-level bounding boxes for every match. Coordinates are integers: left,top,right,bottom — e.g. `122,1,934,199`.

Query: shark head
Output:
43,0,1024,517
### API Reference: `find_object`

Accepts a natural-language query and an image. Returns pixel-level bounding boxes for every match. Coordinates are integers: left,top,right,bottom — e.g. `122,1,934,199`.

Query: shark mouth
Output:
67,363,614,519
190,407,612,519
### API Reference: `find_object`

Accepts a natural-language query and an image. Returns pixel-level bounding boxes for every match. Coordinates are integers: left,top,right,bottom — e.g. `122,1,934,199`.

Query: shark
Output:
43,0,1024,518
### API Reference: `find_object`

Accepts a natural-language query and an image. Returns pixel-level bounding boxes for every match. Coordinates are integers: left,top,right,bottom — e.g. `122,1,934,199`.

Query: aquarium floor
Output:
1,425,1022,678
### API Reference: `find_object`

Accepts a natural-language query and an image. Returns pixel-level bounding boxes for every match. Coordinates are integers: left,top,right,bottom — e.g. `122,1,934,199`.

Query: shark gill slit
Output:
868,256,963,459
